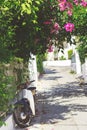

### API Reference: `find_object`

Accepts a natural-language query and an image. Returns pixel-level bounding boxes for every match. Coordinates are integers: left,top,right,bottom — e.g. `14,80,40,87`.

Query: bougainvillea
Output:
64,23,75,32
37,0,87,49
54,0,87,32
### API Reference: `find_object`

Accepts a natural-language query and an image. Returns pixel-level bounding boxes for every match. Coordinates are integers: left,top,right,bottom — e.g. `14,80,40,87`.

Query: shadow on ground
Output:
32,81,87,125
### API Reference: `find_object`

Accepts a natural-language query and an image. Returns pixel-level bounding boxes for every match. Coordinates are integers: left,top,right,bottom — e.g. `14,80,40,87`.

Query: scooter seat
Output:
27,87,36,91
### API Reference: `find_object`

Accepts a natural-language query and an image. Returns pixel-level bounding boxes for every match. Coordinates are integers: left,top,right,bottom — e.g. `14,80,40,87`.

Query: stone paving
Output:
0,66,87,130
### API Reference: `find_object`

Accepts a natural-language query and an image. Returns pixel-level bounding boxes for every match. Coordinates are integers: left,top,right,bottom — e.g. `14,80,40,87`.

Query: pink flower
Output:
43,21,51,25
73,0,79,5
50,22,60,34
64,23,75,32
48,45,53,52
66,2,73,9
53,22,60,30
67,10,72,16
58,1,73,11
58,0,66,2
80,0,87,7
50,29,56,34
59,2,66,11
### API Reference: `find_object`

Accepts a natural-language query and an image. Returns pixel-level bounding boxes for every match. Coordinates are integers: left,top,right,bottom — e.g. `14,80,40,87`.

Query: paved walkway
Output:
29,66,87,130
0,66,87,130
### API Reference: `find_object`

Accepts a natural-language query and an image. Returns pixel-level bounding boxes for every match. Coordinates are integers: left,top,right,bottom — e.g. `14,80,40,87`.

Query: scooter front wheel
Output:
13,102,32,128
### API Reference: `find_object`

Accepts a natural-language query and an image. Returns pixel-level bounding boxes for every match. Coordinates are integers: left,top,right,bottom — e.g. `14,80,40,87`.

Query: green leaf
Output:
35,1,40,5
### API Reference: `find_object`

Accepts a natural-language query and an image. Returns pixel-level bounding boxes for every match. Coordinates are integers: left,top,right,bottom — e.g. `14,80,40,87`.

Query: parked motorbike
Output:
13,80,36,128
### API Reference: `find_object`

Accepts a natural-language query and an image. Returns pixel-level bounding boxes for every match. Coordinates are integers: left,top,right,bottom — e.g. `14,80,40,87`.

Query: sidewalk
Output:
35,66,87,130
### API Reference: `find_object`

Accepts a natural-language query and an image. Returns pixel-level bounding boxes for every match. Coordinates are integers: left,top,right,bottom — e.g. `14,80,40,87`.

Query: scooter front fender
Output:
24,89,35,116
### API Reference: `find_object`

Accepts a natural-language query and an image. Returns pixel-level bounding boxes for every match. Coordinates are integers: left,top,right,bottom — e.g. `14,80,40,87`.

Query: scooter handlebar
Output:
17,80,36,90
29,80,35,83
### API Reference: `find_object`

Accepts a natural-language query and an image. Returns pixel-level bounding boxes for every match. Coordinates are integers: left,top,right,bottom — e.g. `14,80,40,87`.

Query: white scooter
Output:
13,80,36,128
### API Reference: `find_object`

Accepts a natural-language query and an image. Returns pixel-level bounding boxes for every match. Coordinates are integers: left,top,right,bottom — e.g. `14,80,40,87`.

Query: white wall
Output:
43,60,71,67
82,58,87,83
71,51,81,74
28,54,38,87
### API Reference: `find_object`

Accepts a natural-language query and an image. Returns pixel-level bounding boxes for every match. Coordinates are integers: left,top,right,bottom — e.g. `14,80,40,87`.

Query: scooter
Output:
13,80,36,128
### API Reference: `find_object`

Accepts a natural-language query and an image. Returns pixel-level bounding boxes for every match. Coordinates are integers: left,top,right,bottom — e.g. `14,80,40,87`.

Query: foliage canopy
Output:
0,0,87,61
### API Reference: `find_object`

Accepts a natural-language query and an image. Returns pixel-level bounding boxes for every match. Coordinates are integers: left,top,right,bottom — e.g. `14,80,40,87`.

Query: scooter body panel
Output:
18,89,35,115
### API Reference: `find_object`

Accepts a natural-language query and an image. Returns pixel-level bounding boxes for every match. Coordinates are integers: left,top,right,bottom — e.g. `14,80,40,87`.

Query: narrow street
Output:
1,66,87,130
